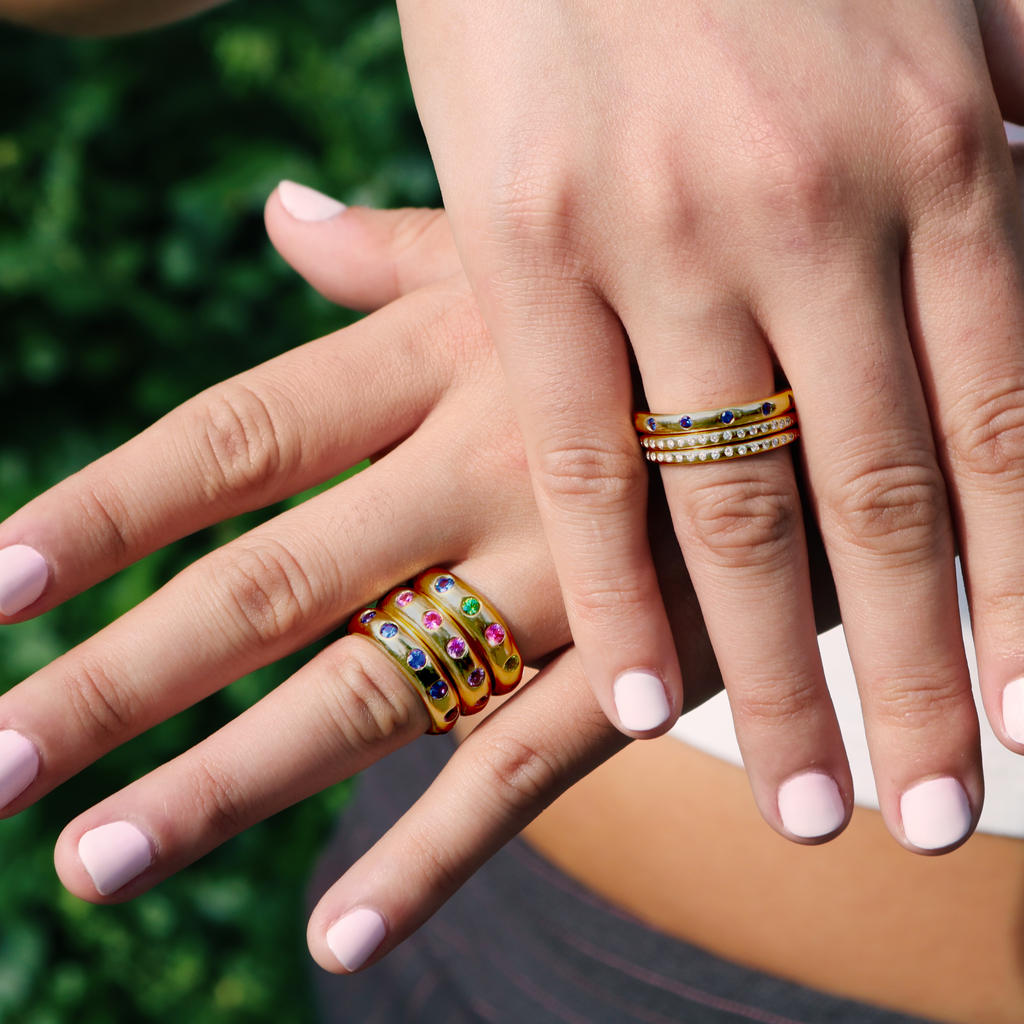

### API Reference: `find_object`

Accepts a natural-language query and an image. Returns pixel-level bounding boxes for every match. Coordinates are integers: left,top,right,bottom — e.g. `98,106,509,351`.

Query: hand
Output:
397,0,1024,851
0,190,727,976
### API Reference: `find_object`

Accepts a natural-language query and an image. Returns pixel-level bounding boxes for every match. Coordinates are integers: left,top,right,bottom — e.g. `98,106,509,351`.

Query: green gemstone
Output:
461,597,481,616
504,654,520,673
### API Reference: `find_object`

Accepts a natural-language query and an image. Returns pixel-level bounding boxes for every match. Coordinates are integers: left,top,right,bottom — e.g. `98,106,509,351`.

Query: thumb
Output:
265,181,462,313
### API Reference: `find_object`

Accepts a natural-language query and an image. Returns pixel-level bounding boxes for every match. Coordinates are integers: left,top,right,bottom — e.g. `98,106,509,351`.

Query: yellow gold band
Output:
348,608,461,734
640,414,797,450
645,428,800,464
635,390,795,435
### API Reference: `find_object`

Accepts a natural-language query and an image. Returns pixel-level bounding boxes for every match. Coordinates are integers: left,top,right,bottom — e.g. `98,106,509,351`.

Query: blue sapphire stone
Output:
761,402,772,416
359,609,376,624
379,622,398,639
720,410,735,425
407,649,427,670
428,680,449,700
434,576,455,593
646,417,657,432
679,416,692,429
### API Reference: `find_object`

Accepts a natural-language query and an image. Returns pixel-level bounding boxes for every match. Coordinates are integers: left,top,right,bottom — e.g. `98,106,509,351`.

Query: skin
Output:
395,0,1024,855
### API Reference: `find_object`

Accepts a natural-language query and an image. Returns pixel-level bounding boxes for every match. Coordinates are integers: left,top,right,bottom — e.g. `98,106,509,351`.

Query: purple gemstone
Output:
434,576,455,593
359,610,376,624
646,417,657,432
422,610,443,630
720,410,734,425
446,636,468,659
679,416,692,429
407,649,427,670
428,680,449,700
379,622,398,639
484,623,506,646
468,667,487,687
761,401,772,416
395,590,414,607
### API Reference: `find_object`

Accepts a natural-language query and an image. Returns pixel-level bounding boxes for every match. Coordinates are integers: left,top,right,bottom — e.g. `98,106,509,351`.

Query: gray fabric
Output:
309,738,936,1024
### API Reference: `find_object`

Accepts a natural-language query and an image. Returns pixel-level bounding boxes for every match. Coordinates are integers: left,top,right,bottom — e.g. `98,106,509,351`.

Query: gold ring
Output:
635,389,795,436
348,568,523,734
644,428,800,464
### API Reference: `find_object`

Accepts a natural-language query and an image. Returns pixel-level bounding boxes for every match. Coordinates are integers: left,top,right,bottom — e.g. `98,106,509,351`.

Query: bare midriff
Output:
518,736,1024,1024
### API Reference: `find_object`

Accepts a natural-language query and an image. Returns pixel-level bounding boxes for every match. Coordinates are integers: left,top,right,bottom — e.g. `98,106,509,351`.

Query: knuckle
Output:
728,674,823,728
194,384,293,504
684,475,801,570
905,94,989,206
864,675,966,732
826,459,946,557
946,386,1024,481
216,541,318,646
473,732,562,815
736,126,842,228
62,660,139,743
533,436,646,508
187,758,252,839
75,486,133,562
317,648,421,750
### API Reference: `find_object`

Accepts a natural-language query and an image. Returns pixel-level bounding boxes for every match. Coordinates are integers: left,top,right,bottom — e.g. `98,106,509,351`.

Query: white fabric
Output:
669,560,1024,839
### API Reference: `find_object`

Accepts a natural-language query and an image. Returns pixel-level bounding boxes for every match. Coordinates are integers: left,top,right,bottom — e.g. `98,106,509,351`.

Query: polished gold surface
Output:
641,414,797,448
347,608,459,733
636,389,795,435
414,568,523,694
382,586,491,715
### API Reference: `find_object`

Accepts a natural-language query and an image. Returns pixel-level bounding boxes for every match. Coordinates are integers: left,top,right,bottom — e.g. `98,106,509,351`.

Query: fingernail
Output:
1002,678,1024,744
326,908,387,972
0,545,48,616
613,670,671,731
777,771,845,838
900,777,972,850
78,821,153,895
277,180,346,222
0,731,39,809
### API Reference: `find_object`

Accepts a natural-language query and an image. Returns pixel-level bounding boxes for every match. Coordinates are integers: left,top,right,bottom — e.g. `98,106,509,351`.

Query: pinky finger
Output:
306,648,625,974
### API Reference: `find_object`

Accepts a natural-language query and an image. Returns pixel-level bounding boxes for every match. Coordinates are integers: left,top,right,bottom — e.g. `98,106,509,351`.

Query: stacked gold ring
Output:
635,390,799,464
348,568,523,734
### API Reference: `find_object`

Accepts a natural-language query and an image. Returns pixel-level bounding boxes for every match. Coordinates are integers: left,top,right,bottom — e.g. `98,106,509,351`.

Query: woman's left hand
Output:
0,190,725,974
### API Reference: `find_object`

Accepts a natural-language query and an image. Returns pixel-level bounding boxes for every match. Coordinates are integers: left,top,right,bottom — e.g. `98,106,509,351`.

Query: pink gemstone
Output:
484,623,506,646
422,610,443,630
446,636,468,659
396,590,414,607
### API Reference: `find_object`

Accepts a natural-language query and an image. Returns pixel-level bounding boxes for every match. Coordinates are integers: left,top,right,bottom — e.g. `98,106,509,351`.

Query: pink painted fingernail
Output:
78,821,153,895
326,908,387,971
900,777,972,850
0,731,39,809
1002,678,1024,744
613,670,671,732
0,545,48,616
277,180,346,222
777,771,845,838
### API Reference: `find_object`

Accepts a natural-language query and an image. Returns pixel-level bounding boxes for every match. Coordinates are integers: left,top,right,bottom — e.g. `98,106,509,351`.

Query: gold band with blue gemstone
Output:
348,568,524,734
635,390,795,436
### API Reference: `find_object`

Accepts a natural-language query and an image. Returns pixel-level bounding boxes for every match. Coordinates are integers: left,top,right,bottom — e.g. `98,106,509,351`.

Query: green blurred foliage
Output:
0,1,437,1020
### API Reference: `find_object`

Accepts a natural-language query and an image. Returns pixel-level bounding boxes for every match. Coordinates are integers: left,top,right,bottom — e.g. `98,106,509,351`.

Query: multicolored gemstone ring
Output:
348,568,524,735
